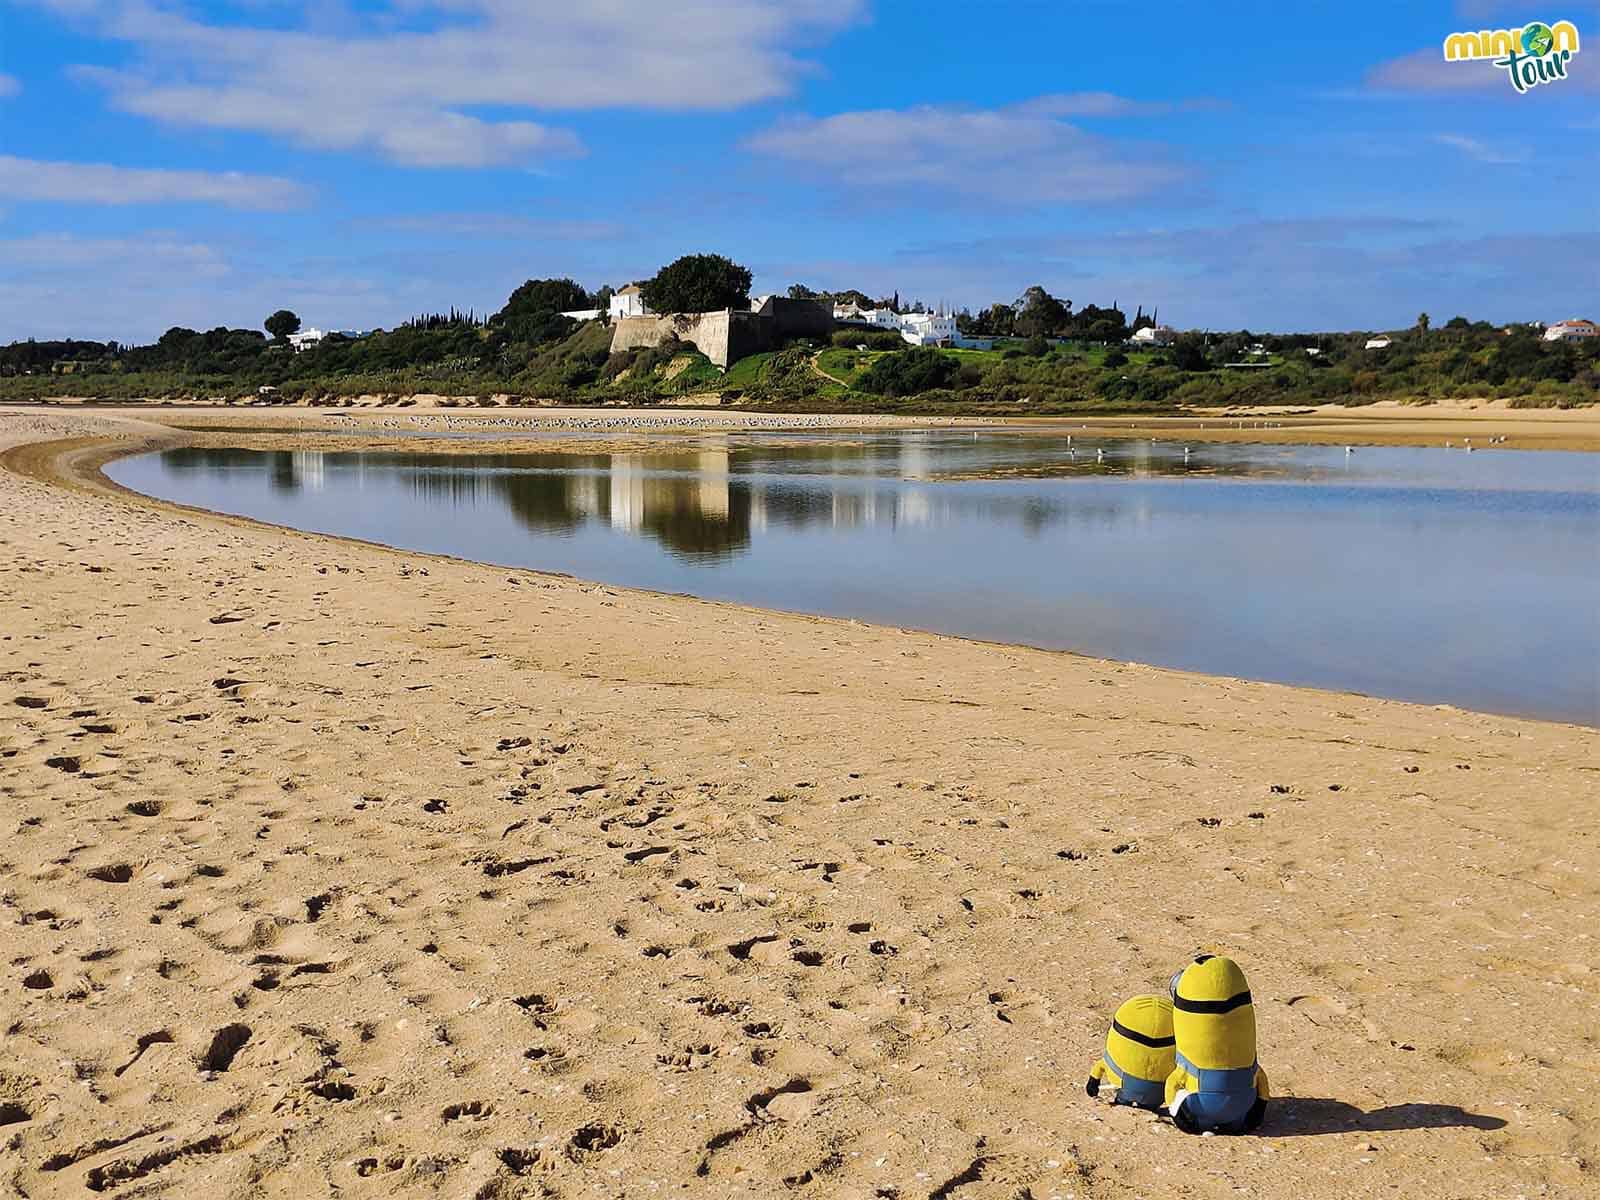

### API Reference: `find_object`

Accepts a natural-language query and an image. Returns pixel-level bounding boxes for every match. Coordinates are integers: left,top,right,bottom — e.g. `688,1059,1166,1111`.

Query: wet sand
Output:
2,407,1596,1199
19,397,1600,452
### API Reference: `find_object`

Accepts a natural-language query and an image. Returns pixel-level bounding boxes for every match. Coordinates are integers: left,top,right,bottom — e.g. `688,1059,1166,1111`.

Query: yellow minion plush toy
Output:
1164,954,1269,1134
1086,993,1176,1110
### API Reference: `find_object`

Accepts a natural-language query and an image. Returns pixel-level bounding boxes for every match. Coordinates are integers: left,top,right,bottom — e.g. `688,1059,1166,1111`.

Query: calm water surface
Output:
107,431,1600,724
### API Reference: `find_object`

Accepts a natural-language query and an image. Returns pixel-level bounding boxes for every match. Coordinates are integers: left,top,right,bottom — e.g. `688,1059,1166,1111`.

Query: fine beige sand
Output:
2,408,1596,1199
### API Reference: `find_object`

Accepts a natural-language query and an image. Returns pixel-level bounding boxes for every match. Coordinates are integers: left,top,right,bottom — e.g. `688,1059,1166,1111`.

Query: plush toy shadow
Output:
1264,1098,1507,1137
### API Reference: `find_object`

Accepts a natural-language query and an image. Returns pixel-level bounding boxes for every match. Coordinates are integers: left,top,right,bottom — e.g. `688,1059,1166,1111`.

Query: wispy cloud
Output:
1012,91,1226,118
0,229,389,342
1432,133,1524,163
0,231,228,275
745,96,1190,206
0,73,20,98
366,213,626,241
0,155,310,209
36,0,867,168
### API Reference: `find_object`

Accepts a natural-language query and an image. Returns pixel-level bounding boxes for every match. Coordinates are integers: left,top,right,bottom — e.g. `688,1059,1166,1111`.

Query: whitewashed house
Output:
1131,324,1178,347
608,284,651,321
1542,318,1598,342
1364,335,1393,350
287,328,328,352
898,311,958,346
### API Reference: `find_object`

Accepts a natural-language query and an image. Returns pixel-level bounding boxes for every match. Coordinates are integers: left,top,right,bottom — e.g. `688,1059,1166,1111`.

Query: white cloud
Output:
0,233,235,339
1013,91,1171,118
0,229,388,341
0,231,227,275
0,74,20,98
744,97,1188,205
36,0,866,168
1432,133,1524,164
0,155,310,209
368,213,626,240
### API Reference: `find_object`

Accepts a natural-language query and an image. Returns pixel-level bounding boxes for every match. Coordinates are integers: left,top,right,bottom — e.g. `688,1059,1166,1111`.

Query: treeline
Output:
842,319,1598,410
1,253,1595,411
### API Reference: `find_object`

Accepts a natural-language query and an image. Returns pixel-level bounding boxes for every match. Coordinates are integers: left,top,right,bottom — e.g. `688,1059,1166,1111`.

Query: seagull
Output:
1345,446,1354,455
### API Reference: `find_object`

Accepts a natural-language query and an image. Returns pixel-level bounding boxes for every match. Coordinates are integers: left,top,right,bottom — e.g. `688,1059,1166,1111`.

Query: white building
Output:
609,284,651,321
287,328,328,352
559,308,602,321
835,301,970,346
898,311,958,346
1542,318,1597,342
1131,324,1178,347
1364,336,1393,350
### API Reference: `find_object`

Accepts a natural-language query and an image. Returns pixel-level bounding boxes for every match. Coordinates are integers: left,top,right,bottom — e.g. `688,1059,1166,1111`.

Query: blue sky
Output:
1,0,1596,342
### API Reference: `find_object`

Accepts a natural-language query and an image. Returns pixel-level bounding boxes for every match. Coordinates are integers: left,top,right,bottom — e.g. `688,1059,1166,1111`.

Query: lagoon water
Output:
107,431,1600,724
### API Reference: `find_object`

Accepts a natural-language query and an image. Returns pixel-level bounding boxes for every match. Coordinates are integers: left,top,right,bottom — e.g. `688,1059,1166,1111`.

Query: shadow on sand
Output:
1267,1098,1507,1137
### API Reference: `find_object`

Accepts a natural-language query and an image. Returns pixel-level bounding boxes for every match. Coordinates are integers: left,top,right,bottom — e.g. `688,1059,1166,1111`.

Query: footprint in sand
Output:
522,1045,569,1073
198,1023,251,1072
441,1100,494,1123
497,1148,542,1175
567,1124,624,1162
354,1154,408,1178
657,1043,719,1071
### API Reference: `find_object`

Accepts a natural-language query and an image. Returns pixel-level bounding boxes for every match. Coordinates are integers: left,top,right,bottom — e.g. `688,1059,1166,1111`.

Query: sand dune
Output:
1,408,1595,1199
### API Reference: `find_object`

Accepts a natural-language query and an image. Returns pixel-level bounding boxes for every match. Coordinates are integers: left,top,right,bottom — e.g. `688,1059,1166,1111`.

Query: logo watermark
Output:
1443,19,1580,92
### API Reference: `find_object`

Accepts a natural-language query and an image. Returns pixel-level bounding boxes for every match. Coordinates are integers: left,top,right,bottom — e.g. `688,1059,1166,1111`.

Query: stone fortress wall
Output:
609,298,833,369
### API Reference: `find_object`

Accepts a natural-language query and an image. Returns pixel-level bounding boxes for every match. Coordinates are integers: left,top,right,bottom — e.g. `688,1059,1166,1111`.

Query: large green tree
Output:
491,277,591,348
495,278,592,323
1013,286,1070,338
1171,334,1210,372
264,310,301,341
641,254,752,314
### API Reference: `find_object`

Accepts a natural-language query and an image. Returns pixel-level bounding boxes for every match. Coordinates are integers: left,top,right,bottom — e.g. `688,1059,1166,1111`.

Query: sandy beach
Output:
2,407,1596,1199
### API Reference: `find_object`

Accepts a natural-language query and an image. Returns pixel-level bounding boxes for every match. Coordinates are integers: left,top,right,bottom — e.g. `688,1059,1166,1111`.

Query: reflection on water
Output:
154,437,1324,562
112,431,1600,724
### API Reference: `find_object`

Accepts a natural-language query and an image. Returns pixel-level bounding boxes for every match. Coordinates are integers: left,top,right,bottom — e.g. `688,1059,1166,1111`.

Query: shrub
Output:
832,329,904,351
856,348,960,397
